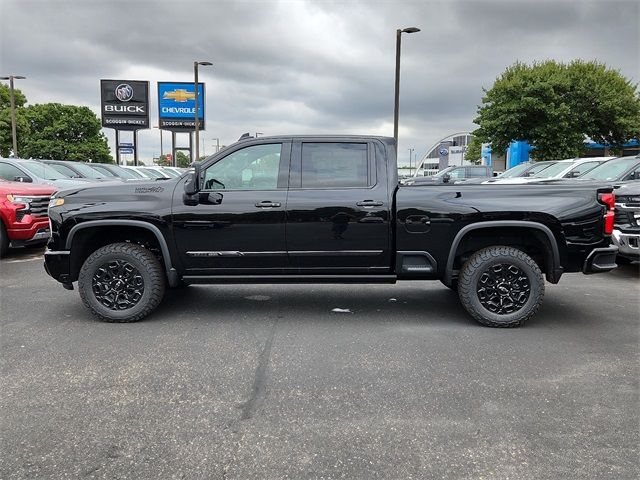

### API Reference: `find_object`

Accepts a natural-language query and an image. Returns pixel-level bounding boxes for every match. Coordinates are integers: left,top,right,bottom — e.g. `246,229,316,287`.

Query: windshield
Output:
107,165,140,179
532,161,572,178
579,158,639,180
526,162,556,176
20,161,70,180
160,168,180,177
48,163,80,178
68,162,108,179
499,163,531,178
122,168,145,178
139,168,165,179
89,164,119,177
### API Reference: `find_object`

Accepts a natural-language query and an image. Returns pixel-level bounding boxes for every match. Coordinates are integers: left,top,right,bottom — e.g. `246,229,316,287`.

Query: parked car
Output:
88,163,148,181
124,166,171,180
158,167,182,178
464,161,559,184
611,182,640,264
39,159,113,182
0,158,91,189
405,165,494,184
45,135,617,328
0,180,57,257
578,156,640,183
492,157,613,184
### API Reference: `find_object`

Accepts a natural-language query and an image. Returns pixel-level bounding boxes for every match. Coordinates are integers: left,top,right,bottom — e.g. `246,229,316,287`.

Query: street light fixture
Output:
193,61,212,162
0,75,26,157
393,27,420,149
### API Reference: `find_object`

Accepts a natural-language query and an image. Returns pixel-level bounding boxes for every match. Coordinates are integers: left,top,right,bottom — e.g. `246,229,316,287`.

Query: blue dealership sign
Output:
157,82,205,131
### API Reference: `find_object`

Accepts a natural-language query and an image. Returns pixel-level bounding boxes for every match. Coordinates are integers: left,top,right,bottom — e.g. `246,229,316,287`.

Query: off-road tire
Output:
78,242,165,323
0,221,9,258
458,246,544,328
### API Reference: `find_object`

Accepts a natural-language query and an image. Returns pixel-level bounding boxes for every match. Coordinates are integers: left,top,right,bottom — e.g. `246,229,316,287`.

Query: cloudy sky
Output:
1,0,638,165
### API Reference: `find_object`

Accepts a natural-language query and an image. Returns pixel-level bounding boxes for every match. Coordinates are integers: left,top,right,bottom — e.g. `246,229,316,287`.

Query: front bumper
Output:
7,217,51,246
43,249,71,284
612,229,640,259
583,246,618,274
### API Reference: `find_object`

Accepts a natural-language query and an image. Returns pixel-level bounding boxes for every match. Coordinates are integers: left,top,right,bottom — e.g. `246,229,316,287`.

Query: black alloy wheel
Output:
91,260,145,310
78,242,165,323
476,263,531,315
458,246,544,328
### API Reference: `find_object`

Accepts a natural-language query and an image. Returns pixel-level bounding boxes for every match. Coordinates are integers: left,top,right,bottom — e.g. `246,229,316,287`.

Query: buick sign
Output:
100,79,150,130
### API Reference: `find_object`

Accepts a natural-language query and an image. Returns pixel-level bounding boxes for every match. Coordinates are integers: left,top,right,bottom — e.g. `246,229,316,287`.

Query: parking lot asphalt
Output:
1,247,638,480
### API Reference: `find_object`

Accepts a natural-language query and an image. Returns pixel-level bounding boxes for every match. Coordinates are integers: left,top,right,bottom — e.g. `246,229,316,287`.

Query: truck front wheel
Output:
458,246,544,328
78,242,165,323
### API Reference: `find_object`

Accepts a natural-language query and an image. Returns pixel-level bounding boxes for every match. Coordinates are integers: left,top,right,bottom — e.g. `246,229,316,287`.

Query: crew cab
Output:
0,180,56,257
44,136,618,327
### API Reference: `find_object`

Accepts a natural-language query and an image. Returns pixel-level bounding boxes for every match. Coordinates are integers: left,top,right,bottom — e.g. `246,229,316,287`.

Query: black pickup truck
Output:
44,135,618,327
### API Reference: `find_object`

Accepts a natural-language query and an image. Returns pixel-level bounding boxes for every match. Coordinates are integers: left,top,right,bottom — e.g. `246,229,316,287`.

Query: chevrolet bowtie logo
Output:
163,89,195,102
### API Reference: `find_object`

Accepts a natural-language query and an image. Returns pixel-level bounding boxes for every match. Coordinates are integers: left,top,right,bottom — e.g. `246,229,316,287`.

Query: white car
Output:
490,157,614,184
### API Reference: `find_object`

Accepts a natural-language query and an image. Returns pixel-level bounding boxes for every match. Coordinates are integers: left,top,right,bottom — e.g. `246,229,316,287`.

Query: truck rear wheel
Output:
78,242,165,323
458,246,544,327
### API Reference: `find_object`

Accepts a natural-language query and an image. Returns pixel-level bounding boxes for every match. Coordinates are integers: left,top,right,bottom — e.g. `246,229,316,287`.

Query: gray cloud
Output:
1,0,638,164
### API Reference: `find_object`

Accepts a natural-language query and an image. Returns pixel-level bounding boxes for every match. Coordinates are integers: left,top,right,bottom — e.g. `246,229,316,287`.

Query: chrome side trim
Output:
289,250,383,256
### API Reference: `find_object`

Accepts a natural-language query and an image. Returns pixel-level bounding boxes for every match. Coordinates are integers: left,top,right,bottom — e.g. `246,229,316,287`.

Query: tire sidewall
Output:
79,246,160,322
460,250,543,326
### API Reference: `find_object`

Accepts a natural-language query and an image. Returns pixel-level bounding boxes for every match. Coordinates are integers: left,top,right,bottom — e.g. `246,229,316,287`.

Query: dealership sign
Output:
158,82,205,131
100,80,150,130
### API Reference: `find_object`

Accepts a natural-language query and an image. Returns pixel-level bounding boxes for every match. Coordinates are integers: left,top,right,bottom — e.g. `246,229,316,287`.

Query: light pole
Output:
393,27,420,149
0,75,26,157
153,126,163,160
193,61,212,162
408,147,414,176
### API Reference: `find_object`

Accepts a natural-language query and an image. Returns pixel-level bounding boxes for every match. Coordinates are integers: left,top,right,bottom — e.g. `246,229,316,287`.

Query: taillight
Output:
598,192,615,235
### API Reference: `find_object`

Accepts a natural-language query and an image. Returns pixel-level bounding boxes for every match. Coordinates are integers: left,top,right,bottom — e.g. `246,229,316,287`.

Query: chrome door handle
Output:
356,200,383,207
255,201,281,208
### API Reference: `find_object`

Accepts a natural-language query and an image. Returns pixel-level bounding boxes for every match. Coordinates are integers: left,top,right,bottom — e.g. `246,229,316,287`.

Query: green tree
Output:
0,83,29,157
20,103,113,163
464,136,482,164
473,60,640,161
176,151,191,168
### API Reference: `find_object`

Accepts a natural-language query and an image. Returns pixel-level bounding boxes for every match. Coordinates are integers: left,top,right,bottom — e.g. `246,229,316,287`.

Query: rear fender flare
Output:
443,220,562,285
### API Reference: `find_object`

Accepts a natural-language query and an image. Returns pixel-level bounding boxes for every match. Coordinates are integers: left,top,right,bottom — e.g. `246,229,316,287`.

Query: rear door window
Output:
300,143,370,188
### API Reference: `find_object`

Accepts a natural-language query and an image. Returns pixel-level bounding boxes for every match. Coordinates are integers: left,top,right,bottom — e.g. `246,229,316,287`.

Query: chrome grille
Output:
25,196,50,217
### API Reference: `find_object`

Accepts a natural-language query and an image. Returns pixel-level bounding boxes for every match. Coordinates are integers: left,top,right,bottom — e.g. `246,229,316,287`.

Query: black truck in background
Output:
44,136,618,327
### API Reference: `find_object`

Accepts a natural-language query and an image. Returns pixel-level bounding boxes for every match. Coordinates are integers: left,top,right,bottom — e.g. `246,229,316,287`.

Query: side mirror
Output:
13,176,32,183
492,172,498,177
442,173,451,183
183,164,201,205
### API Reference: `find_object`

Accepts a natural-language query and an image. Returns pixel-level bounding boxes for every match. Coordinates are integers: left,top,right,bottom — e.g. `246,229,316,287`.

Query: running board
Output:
182,275,397,285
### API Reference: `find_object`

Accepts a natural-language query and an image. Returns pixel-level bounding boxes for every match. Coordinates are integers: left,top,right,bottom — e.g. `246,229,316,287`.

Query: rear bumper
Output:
43,249,72,284
583,246,618,274
612,229,640,259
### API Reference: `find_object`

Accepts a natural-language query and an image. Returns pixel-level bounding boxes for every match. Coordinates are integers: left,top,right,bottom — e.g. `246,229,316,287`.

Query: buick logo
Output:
115,84,134,102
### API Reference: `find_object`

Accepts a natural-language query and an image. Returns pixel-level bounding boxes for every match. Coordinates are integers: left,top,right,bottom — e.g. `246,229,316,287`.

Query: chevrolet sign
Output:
158,82,205,131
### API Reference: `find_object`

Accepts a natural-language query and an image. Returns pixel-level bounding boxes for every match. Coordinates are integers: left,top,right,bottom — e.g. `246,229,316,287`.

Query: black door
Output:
172,141,291,274
285,140,392,273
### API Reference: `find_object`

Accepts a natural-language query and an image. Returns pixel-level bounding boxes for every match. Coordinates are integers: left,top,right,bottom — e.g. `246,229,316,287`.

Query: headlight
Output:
6,194,31,205
48,198,65,208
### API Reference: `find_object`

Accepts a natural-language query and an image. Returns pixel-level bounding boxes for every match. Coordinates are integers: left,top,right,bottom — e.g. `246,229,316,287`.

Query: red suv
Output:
0,180,57,257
